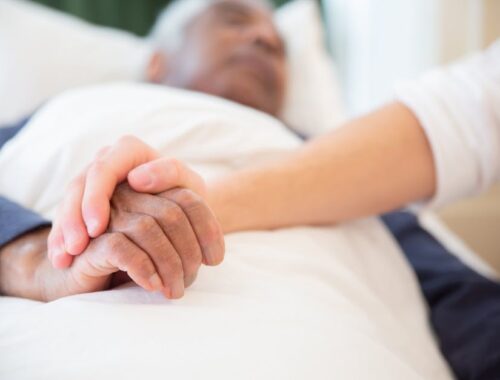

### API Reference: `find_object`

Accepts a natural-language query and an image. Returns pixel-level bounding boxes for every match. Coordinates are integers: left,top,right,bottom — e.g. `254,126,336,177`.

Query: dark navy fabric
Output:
382,211,500,380
0,115,50,247
0,120,27,148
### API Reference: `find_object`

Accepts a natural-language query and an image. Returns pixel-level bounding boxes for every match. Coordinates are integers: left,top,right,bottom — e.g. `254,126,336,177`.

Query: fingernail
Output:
65,228,82,255
170,281,184,299
132,167,153,188
162,289,172,299
203,244,223,266
86,218,100,237
53,250,71,269
148,273,163,291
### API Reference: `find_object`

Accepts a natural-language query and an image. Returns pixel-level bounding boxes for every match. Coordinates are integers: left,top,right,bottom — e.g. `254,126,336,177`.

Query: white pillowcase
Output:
275,0,346,135
0,0,151,124
0,0,345,135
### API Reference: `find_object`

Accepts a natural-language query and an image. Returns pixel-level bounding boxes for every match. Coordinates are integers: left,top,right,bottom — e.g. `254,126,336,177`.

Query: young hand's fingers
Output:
83,232,163,293
160,188,225,266
128,157,206,197
47,224,74,269
57,174,90,256
82,136,159,237
108,210,186,299
52,251,74,269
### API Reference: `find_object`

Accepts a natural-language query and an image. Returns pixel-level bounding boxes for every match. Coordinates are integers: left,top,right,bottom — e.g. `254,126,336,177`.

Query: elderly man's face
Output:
156,0,287,117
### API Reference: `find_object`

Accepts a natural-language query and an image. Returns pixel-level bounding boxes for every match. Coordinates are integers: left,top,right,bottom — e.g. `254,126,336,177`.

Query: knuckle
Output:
131,214,157,235
167,157,181,170
133,255,155,277
117,134,138,147
88,160,109,177
163,256,183,277
162,205,184,226
183,199,206,218
102,232,126,253
116,135,148,153
95,145,111,159
174,188,202,209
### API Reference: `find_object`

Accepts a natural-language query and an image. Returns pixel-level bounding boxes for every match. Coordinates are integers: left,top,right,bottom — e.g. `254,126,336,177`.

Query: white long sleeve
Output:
396,40,500,209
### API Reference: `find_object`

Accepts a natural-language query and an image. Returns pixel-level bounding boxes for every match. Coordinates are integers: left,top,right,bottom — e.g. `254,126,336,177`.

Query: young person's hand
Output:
47,136,224,297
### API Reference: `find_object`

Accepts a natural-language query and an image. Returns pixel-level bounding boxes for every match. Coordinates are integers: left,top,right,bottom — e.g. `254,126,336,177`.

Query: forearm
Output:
208,102,436,232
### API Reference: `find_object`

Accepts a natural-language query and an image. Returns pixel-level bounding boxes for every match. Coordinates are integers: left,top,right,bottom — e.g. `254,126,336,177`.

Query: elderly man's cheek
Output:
223,78,278,115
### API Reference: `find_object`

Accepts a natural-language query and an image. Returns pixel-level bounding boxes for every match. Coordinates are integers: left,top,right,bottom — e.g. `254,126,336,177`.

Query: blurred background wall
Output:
324,0,499,116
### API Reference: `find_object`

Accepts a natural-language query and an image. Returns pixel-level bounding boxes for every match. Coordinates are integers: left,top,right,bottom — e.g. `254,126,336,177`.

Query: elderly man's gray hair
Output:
149,0,210,53
149,0,274,53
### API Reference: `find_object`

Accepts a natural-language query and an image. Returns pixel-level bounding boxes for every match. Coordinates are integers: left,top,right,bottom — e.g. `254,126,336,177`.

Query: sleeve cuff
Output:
395,43,500,210
395,70,486,210
0,196,51,247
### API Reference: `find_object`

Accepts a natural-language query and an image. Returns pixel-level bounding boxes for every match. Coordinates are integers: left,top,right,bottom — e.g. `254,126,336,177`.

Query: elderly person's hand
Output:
0,206,218,302
47,136,224,299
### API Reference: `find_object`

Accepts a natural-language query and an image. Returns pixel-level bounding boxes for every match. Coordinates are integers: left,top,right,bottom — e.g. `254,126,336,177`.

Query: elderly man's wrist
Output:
0,228,50,300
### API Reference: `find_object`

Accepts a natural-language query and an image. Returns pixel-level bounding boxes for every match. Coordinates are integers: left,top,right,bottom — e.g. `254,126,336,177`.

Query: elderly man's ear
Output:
146,51,168,84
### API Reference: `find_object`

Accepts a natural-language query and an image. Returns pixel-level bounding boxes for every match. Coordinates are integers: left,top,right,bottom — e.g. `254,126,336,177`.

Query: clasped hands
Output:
43,136,224,300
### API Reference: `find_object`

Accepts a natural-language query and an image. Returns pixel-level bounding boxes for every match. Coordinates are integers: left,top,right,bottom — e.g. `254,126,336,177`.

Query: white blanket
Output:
0,84,453,380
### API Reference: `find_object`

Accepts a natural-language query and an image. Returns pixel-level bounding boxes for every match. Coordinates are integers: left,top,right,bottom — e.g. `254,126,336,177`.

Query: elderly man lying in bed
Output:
0,0,284,300
2,1,499,379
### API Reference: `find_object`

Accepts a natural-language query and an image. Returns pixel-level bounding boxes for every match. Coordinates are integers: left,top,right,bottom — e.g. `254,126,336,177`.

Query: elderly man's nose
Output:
248,25,281,53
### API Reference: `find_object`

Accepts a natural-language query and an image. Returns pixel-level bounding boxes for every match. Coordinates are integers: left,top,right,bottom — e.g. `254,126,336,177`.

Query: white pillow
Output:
0,0,152,125
275,0,347,136
0,0,345,136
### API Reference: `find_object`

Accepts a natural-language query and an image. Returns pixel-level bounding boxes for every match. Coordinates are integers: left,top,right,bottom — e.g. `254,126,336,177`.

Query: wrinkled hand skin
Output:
65,183,224,301
0,184,224,302
0,227,146,301
103,183,225,298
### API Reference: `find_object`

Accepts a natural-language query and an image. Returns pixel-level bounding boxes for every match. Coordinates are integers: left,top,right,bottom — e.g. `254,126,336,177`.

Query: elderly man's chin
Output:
214,76,281,117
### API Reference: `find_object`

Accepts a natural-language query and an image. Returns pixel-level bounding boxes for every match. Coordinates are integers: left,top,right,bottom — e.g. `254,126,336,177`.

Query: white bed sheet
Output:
0,84,454,379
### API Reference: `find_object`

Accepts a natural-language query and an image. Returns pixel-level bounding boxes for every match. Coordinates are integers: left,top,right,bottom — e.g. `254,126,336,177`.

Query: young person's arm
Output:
208,101,435,232
44,40,500,261
41,101,434,244
209,40,500,232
